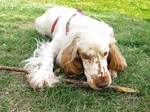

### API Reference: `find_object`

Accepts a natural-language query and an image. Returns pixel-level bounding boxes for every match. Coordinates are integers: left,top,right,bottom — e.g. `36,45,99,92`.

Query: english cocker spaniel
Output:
24,6,127,90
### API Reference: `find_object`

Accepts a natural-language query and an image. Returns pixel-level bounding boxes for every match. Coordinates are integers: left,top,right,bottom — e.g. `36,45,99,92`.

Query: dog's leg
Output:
24,40,61,89
109,69,117,79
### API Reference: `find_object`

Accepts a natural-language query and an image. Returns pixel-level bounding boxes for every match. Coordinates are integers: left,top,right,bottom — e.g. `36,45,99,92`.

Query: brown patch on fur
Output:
98,62,101,68
60,39,84,75
108,42,127,71
88,55,94,63
98,69,103,75
97,62,103,75
103,67,109,76
92,75,109,85
89,47,92,50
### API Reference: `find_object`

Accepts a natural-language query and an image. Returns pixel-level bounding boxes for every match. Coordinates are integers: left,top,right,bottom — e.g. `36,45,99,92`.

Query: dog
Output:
24,6,127,90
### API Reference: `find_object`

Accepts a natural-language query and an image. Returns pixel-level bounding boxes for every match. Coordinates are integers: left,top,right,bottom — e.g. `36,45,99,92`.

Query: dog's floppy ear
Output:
107,28,127,71
60,35,84,75
107,42,127,72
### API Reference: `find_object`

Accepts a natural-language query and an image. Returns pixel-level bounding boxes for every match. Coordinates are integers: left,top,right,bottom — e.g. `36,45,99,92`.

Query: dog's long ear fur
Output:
60,38,84,75
107,42,127,72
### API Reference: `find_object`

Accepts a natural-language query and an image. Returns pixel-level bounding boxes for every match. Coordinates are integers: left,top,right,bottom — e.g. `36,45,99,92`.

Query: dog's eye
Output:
82,53,90,59
104,52,108,56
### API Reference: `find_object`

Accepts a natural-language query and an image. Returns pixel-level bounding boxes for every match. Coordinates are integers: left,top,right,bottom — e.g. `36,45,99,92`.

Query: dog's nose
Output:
96,81,109,88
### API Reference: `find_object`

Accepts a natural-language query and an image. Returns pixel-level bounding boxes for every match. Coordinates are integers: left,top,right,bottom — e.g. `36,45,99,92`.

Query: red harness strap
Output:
51,16,60,34
51,8,83,35
66,14,77,35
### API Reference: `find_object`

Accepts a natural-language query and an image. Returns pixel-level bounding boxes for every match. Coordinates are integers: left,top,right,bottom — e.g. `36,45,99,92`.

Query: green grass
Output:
0,0,150,111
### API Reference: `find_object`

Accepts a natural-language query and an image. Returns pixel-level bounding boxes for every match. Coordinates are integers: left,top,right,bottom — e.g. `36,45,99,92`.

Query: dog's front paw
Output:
26,69,61,89
44,74,61,87
109,70,117,79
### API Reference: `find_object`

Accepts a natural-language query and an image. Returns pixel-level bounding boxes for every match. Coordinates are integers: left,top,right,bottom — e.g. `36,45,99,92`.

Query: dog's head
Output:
58,29,125,90
77,40,111,90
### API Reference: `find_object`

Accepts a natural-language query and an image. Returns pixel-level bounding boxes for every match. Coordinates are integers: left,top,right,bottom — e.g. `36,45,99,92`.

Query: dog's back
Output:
35,6,78,37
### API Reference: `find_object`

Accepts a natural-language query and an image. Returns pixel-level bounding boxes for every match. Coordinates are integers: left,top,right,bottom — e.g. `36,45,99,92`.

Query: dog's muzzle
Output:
87,73,111,90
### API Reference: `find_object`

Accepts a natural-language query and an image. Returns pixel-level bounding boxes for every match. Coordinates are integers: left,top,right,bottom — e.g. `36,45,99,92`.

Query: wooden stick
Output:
0,66,29,74
61,78,137,92
0,66,137,92
61,78,90,88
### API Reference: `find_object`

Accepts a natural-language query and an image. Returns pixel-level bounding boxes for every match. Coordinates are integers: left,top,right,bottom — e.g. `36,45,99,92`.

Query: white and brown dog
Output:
24,6,127,90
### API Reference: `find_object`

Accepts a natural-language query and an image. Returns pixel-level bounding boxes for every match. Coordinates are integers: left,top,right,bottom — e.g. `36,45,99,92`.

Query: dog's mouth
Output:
87,75,111,90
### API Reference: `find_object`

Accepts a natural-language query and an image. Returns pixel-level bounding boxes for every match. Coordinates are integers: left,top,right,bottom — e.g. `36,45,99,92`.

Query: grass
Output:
0,0,150,111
